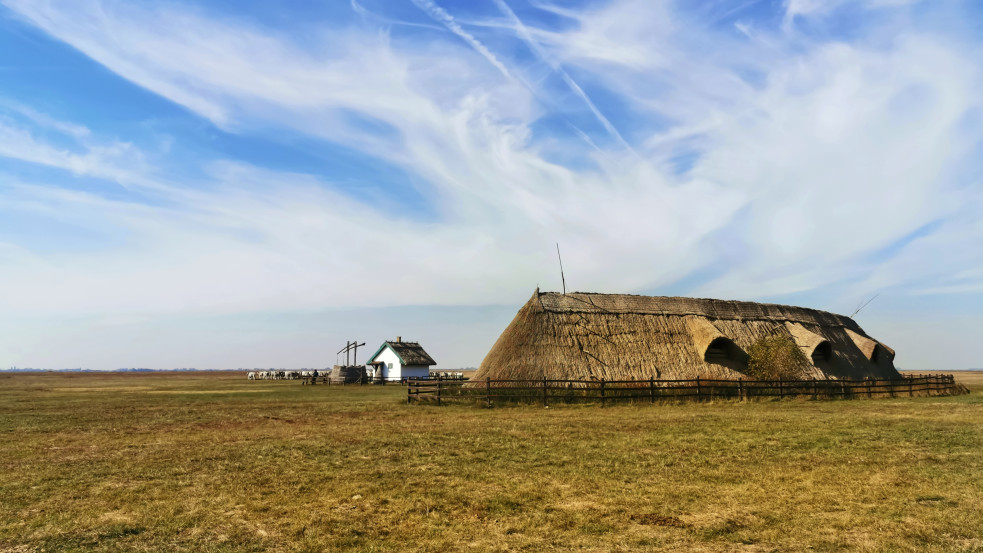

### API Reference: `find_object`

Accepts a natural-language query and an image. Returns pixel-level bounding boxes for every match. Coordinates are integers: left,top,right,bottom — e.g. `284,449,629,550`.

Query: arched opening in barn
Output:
704,337,748,367
812,341,833,363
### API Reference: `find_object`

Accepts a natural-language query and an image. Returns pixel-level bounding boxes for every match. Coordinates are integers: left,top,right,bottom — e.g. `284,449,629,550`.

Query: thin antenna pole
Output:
851,293,879,317
556,243,566,295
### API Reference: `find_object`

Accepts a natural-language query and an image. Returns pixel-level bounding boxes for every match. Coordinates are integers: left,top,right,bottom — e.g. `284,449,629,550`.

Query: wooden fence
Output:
300,376,424,385
406,374,959,406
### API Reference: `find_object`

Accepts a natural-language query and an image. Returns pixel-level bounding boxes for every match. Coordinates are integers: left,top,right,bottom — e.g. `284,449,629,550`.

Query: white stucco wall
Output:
369,344,434,380
401,365,430,379
373,347,402,380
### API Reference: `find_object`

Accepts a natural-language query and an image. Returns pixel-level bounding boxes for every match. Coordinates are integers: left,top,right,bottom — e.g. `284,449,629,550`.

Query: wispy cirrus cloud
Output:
782,0,927,30
0,116,161,192
409,0,514,80
0,0,981,369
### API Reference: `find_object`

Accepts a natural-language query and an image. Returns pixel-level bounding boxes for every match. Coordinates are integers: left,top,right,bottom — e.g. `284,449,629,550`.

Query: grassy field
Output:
1,371,982,552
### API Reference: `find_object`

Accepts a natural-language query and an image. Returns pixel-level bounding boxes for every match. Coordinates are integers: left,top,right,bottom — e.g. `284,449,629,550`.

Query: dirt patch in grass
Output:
630,514,689,528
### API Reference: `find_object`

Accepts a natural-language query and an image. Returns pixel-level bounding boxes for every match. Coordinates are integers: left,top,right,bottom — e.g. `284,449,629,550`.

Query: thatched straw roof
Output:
473,290,898,382
368,341,436,366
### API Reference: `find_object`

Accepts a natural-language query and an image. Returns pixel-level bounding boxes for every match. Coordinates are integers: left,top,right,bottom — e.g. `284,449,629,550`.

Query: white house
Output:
366,337,436,381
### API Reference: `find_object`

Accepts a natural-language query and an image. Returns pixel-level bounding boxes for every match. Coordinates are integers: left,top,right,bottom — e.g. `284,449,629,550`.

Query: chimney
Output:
396,336,402,343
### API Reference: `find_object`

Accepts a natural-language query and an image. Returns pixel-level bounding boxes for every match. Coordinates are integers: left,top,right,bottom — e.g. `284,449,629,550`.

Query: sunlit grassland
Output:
1,371,982,552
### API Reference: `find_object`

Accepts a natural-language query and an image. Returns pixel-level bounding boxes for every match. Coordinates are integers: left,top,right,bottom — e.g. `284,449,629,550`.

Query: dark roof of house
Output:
368,341,436,366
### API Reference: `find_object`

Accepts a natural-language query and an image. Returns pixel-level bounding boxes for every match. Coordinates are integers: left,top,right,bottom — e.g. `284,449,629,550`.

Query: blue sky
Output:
1,0,982,370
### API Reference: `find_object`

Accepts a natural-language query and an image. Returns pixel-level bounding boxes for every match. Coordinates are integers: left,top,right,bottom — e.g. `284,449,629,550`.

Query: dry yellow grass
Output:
1,371,982,552
908,369,983,389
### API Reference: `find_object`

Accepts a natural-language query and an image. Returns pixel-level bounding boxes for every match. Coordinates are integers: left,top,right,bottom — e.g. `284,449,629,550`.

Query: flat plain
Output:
1,370,982,552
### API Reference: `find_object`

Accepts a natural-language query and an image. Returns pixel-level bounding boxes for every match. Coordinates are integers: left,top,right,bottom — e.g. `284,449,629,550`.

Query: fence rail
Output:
300,376,421,385
406,374,959,406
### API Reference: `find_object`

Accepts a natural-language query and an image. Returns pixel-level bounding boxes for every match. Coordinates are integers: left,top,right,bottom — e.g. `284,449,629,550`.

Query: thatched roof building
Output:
369,340,437,367
366,338,436,381
473,290,899,382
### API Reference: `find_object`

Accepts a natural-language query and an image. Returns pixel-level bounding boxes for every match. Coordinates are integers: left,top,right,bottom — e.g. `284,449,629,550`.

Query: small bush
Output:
746,334,808,380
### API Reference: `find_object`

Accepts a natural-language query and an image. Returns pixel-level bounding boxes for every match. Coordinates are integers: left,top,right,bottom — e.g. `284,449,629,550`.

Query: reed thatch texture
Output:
845,328,895,365
388,342,436,366
783,322,833,378
369,341,436,366
785,322,829,357
473,290,900,383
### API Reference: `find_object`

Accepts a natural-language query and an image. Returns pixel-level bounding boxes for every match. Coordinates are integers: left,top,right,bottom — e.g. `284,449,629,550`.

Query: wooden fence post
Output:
543,376,548,407
402,374,963,408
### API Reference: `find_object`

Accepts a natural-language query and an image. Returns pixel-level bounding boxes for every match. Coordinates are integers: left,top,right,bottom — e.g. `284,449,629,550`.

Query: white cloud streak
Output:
0,0,981,369
783,0,925,30
0,116,166,192
408,0,513,80
490,0,633,151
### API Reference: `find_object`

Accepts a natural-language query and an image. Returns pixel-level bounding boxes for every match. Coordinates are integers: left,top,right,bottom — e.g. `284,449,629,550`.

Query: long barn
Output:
472,290,899,382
